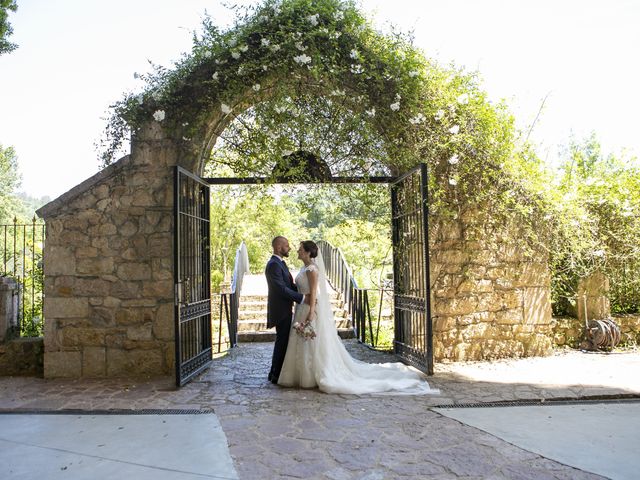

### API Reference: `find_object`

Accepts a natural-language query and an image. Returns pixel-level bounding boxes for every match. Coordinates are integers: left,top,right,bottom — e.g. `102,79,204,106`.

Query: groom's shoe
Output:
268,372,278,384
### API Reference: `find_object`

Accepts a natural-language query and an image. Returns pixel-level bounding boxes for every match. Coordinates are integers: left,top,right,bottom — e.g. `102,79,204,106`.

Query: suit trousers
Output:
270,315,292,379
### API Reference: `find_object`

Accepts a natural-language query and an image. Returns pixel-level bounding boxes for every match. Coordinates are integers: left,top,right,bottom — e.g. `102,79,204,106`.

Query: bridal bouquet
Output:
293,321,316,340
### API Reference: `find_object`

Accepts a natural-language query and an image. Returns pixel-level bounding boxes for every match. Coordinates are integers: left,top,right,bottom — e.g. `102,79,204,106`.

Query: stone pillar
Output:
577,271,610,322
37,123,184,378
0,276,19,343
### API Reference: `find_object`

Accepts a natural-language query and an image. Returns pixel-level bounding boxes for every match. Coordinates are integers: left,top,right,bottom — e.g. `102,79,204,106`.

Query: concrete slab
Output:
435,402,640,480
0,413,238,480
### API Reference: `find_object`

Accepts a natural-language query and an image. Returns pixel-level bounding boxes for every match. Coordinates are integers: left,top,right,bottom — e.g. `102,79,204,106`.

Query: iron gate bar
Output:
390,163,433,375
420,163,434,375
204,176,394,185
174,166,213,387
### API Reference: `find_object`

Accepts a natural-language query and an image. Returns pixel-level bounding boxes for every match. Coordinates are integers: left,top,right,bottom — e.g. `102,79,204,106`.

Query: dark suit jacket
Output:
265,255,303,329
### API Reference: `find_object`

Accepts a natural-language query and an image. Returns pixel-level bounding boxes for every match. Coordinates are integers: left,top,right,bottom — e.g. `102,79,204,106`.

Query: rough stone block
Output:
76,246,98,258
153,303,175,340
523,287,552,326
63,217,89,231
127,324,153,341
110,281,142,299
44,297,89,318
82,347,106,376
74,278,110,296
434,296,478,316
106,348,164,376
77,257,115,275
44,350,82,378
59,230,91,246
88,223,117,236
45,246,76,275
117,262,152,281
433,316,456,333
148,234,172,257
59,327,106,347
142,280,173,298
152,258,172,280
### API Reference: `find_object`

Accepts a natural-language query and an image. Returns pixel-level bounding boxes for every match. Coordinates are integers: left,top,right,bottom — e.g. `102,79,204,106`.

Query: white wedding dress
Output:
278,254,438,395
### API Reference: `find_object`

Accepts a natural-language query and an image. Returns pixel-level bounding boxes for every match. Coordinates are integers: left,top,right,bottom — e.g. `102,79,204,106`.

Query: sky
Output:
1,0,639,201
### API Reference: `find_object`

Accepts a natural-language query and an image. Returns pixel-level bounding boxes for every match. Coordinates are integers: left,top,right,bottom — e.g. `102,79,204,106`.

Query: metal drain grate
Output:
432,395,640,409
0,408,214,415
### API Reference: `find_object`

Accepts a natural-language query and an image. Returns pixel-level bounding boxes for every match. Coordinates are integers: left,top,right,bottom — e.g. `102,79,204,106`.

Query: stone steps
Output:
235,290,352,341
237,317,353,332
238,328,356,343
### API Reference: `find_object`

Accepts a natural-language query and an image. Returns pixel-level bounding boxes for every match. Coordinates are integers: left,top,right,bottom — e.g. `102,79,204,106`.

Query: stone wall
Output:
0,338,44,376
552,315,640,348
430,210,553,362
37,125,178,378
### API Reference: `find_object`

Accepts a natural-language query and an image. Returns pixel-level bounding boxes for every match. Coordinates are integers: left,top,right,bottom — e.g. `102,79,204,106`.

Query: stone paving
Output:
1,342,639,479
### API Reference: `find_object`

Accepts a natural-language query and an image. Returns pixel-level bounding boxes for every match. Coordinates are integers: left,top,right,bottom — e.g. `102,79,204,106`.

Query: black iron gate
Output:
390,163,433,375
174,166,213,387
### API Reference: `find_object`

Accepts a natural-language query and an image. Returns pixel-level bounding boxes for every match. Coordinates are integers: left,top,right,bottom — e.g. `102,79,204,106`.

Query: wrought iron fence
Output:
0,217,45,337
317,240,392,350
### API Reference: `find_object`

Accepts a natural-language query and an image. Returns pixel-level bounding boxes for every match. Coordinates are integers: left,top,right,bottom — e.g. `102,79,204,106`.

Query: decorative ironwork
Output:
395,295,426,313
174,166,213,387
391,163,433,375
0,217,45,337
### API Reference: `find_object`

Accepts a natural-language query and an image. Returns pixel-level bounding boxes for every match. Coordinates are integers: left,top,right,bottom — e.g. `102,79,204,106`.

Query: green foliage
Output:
206,165,311,286
0,143,21,223
101,0,520,218
0,0,17,55
547,134,640,314
323,218,391,288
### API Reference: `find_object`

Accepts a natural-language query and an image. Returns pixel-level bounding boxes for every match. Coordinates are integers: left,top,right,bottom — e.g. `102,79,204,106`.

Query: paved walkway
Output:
0,413,238,479
1,343,639,479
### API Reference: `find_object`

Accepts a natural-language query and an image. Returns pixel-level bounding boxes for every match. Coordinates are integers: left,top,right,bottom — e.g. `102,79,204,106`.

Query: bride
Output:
278,240,438,395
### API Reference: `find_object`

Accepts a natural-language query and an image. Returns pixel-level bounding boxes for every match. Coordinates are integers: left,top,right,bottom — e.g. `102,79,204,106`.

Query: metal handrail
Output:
317,240,387,349
216,241,249,351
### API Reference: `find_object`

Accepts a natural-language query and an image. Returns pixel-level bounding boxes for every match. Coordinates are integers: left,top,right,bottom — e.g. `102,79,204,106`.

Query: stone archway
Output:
37,0,553,379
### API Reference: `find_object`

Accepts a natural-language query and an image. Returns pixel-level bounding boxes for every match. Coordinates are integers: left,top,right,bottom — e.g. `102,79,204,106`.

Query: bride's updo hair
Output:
301,240,318,259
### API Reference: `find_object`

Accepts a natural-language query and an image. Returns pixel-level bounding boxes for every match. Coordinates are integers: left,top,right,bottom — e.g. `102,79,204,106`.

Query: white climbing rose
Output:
409,113,426,124
261,38,270,47
307,14,319,26
390,102,400,111
448,178,458,186
221,103,232,114
449,125,460,134
293,54,312,65
253,83,261,92
448,154,460,165
212,72,219,80
153,110,165,122
435,109,445,121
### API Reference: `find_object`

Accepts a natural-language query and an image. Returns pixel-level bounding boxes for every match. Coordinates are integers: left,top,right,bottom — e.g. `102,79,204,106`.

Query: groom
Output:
265,236,305,384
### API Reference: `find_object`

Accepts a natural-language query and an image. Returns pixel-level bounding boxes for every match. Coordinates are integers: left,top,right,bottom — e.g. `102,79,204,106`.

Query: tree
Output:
0,143,21,223
0,0,18,55
552,133,640,314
